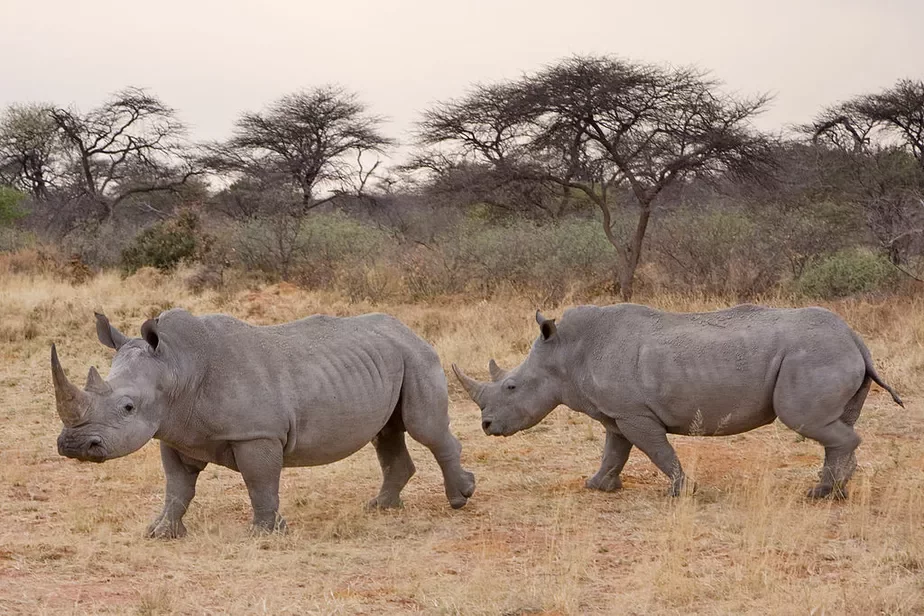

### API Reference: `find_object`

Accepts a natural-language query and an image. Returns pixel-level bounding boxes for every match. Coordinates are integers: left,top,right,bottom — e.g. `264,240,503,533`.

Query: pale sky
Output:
3,0,923,162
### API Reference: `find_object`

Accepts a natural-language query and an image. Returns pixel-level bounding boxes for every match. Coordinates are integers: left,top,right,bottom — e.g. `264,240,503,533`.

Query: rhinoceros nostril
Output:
87,436,102,448
482,420,492,433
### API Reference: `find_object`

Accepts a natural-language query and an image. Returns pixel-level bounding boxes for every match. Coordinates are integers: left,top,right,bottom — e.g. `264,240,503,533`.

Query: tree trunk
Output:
612,204,653,302
592,192,653,303
614,245,643,301
617,260,634,301
79,149,96,198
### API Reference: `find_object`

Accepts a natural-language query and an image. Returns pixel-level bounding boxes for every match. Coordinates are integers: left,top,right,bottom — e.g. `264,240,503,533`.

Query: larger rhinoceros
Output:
453,304,903,499
52,309,475,537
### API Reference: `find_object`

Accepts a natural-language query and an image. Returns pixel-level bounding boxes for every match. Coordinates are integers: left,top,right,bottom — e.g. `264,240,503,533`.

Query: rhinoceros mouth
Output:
57,433,109,463
481,419,515,437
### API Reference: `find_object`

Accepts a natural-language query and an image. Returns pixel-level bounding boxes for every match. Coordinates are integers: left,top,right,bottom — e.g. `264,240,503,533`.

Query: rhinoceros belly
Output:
280,342,404,466
282,394,399,467
638,334,783,436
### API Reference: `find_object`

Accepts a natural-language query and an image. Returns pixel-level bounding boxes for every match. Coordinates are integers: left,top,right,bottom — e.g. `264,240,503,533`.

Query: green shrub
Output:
0,187,29,251
0,187,27,228
121,211,205,273
794,249,898,298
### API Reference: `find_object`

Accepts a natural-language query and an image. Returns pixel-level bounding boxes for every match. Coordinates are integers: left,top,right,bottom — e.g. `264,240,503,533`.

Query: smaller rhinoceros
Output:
52,309,475,537
453,304,903,499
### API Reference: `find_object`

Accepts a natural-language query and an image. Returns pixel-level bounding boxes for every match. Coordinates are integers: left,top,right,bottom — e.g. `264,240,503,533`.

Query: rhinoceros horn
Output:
51,344,90,427
451,364,486,405
85,366,112,395
488,359,507,382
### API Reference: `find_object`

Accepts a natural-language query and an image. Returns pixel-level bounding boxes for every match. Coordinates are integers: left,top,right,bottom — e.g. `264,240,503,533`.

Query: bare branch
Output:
46,87,196,221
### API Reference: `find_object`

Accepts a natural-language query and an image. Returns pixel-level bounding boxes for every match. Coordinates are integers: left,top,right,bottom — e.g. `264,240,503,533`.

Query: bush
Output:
121,211,206,273
650,209,783,297
0,188,29,252
0,187,27,228
61,219,126,268
230,212,392,289
401,218,614,301
794,249,898,298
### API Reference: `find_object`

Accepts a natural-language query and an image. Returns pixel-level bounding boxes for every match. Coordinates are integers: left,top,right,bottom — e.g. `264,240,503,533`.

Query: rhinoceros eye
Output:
122,401,135,413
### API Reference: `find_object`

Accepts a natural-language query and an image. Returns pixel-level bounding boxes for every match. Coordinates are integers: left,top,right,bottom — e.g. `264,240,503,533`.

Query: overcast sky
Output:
3,0,922,160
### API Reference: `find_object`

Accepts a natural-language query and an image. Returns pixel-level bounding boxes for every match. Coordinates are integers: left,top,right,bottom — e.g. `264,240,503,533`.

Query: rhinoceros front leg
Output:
232,439,286,534
617,417,688,496
146,443,207,539
585,429,633,492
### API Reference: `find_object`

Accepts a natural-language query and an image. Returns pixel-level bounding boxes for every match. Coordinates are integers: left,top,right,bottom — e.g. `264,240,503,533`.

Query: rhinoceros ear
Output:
535,310,557,341
141,318,159,351
95,312,129,350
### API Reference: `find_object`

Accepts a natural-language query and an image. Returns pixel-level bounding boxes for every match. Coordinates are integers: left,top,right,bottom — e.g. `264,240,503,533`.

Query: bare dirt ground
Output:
1,269,922,614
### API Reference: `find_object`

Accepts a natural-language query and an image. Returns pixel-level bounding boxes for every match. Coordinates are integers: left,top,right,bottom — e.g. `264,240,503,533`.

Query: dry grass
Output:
1,268,923,614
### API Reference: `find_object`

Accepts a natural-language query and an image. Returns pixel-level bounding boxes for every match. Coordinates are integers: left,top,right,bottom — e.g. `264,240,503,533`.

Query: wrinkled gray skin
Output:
454,304,903,500
53,309,475,538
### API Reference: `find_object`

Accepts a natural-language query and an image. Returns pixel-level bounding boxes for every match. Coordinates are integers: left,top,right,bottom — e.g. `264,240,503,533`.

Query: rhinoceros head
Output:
52,313,171,463
452,311,562,437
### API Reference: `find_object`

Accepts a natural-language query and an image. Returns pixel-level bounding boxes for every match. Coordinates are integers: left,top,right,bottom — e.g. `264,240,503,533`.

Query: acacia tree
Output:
0,103,62,200
409,84,569,220
806,79,924,268
413,56,775,300
49,87,199,222
204,86,393,215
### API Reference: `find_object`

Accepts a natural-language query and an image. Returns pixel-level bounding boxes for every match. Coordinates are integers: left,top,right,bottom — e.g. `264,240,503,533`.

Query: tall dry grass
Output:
0,267,922,614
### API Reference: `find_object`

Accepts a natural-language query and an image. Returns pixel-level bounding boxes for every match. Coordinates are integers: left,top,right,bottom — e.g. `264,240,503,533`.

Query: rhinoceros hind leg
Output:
786,420,861,500
367,412,417,510
145,443,206,539
413,427,475,509
775,358,864,499
804,424,860,500
585,429,633,492
840,377,870,428
233,439,287,533
401,365,476,509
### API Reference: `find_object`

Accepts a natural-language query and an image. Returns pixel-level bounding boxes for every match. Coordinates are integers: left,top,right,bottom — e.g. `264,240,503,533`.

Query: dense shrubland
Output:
1,58,922,303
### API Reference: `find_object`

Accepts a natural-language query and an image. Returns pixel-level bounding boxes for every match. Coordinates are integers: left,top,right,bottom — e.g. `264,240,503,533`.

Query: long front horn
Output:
51,344,89,427
488,359,507,382
451,363,486,405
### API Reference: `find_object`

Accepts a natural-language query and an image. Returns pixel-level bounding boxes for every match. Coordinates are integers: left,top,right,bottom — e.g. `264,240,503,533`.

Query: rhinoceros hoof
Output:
448,470,476,509
807,484,848,500
250,515,287,535
365,495,403,511
668,479,697,497
585,475,623,492
145,518,187,540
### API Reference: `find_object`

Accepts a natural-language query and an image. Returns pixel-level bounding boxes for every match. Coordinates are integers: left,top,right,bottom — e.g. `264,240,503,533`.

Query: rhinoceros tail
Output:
869,369,904,408
851,331,904,408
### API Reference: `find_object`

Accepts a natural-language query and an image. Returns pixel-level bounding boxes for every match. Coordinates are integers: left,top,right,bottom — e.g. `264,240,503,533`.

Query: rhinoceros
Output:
453,304,903,499
52,309,475,537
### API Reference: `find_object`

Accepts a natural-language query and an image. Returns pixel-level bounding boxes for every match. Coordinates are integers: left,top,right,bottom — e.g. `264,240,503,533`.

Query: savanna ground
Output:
1,268,923,615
